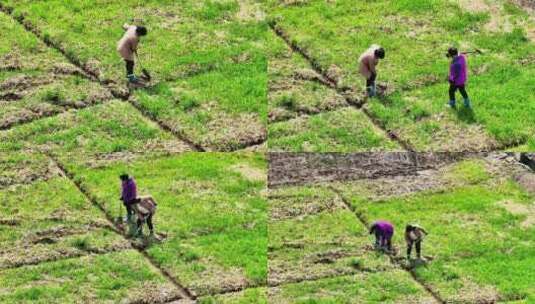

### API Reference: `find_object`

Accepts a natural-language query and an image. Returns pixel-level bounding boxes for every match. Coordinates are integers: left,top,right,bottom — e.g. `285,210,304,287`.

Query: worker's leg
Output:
448,83,457,107
386,237,392,251
374,230,381,248
136,217,143,235
147,214,154,234
125,60,138,83
367,73,377,97
125,60,134,77
124,202,134,222
458,86,471,108
416,240,422,259
407,241,413,259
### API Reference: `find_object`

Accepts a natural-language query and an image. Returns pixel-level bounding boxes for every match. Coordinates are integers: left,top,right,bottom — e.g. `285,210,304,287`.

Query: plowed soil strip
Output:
0,5,201,152
0,100,108,131
46,153,196,301
268,21,414,151
328,186,445,304
0,245,131,270
270,105,352,124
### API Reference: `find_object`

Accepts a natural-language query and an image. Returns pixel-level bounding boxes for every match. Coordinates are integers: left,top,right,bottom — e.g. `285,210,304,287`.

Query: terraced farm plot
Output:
0,151,186,303
267,185,436,303
0,100,192,157
63,152,268,299
269,153,535,303
0,13,112,130
267,30,400,152
263,0,535,151
1,151,268,302
0,1,267,151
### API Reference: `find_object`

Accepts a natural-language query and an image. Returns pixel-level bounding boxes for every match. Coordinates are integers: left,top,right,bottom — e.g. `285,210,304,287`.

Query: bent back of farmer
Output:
120,174,137,222
358,44,385,97
370,220,394,250
405,224,428,259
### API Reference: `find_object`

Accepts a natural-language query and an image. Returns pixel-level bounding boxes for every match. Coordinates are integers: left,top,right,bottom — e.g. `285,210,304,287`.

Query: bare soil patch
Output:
237,0,265,21
126,282,183,304
269,194,345,220
459,0,513,33
0,156,61,189
230,164,266,182
189,262,251,296
402,114,499,152
498,199,535,228
0,236,130,269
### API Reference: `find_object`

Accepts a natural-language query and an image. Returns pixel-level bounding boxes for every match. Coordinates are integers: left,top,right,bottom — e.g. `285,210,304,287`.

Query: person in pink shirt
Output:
447,47,471,109
117,24,148,84
358,45,385,97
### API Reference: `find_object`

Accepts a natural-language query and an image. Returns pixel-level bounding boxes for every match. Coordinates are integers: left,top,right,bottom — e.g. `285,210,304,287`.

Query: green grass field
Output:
0,1,267,151
263,0,535,151
2,0,535,302
0,151,267,303
269,154,535,303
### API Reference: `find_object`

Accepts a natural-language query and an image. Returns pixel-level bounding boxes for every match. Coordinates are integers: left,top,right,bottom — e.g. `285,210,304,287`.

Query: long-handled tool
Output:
463,49,483,55
135,51,152,81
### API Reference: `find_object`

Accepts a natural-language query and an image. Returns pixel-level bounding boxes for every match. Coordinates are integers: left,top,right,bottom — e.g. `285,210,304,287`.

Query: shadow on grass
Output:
454,106,476,124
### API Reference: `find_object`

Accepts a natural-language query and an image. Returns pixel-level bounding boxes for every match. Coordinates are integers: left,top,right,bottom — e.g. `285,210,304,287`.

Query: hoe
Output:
135,51,152,82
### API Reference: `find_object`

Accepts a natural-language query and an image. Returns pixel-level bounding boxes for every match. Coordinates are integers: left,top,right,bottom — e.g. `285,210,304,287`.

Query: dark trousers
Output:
449,83,468,101
123,199,137,216
125,60,135,76
366,73,377,87
375,231,392,250
407,240,421,258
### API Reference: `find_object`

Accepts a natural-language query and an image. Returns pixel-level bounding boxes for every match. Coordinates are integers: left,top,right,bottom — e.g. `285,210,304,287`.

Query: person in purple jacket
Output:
120,174,138,222
447,47,471,109
369,220,394,252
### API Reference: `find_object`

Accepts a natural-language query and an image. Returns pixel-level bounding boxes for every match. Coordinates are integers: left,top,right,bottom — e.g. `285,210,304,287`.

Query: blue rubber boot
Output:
127,74,139,83
447,100,456,108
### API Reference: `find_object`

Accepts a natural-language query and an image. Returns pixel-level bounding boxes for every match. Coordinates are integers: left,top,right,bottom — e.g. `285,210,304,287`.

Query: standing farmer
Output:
359,44,385,97
446,47,471,109
405,224,428,260
117,24,148,84
119,174,138,222
369,220,394,252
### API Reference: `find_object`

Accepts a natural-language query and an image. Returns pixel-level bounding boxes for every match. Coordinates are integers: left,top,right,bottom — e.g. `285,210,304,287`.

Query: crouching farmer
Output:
119,174,137,223
369,220,394,252
358,44,385,97
446,47,471,109
405,224,428,260
131,196,157,237
117,23,147,84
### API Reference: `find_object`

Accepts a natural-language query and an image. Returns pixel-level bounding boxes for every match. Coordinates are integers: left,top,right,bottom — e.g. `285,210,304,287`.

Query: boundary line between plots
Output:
46,153,197,301
328,186,446,304
0,4,204,152
0,246,131,271
268,21,415,151
0,98,112,132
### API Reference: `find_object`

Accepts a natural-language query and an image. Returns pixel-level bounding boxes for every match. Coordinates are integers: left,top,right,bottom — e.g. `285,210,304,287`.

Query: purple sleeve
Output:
123,180,137,202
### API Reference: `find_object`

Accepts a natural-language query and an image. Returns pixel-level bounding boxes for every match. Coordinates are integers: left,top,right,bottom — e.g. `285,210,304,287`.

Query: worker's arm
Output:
367,57,376,75
369,224,376,235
